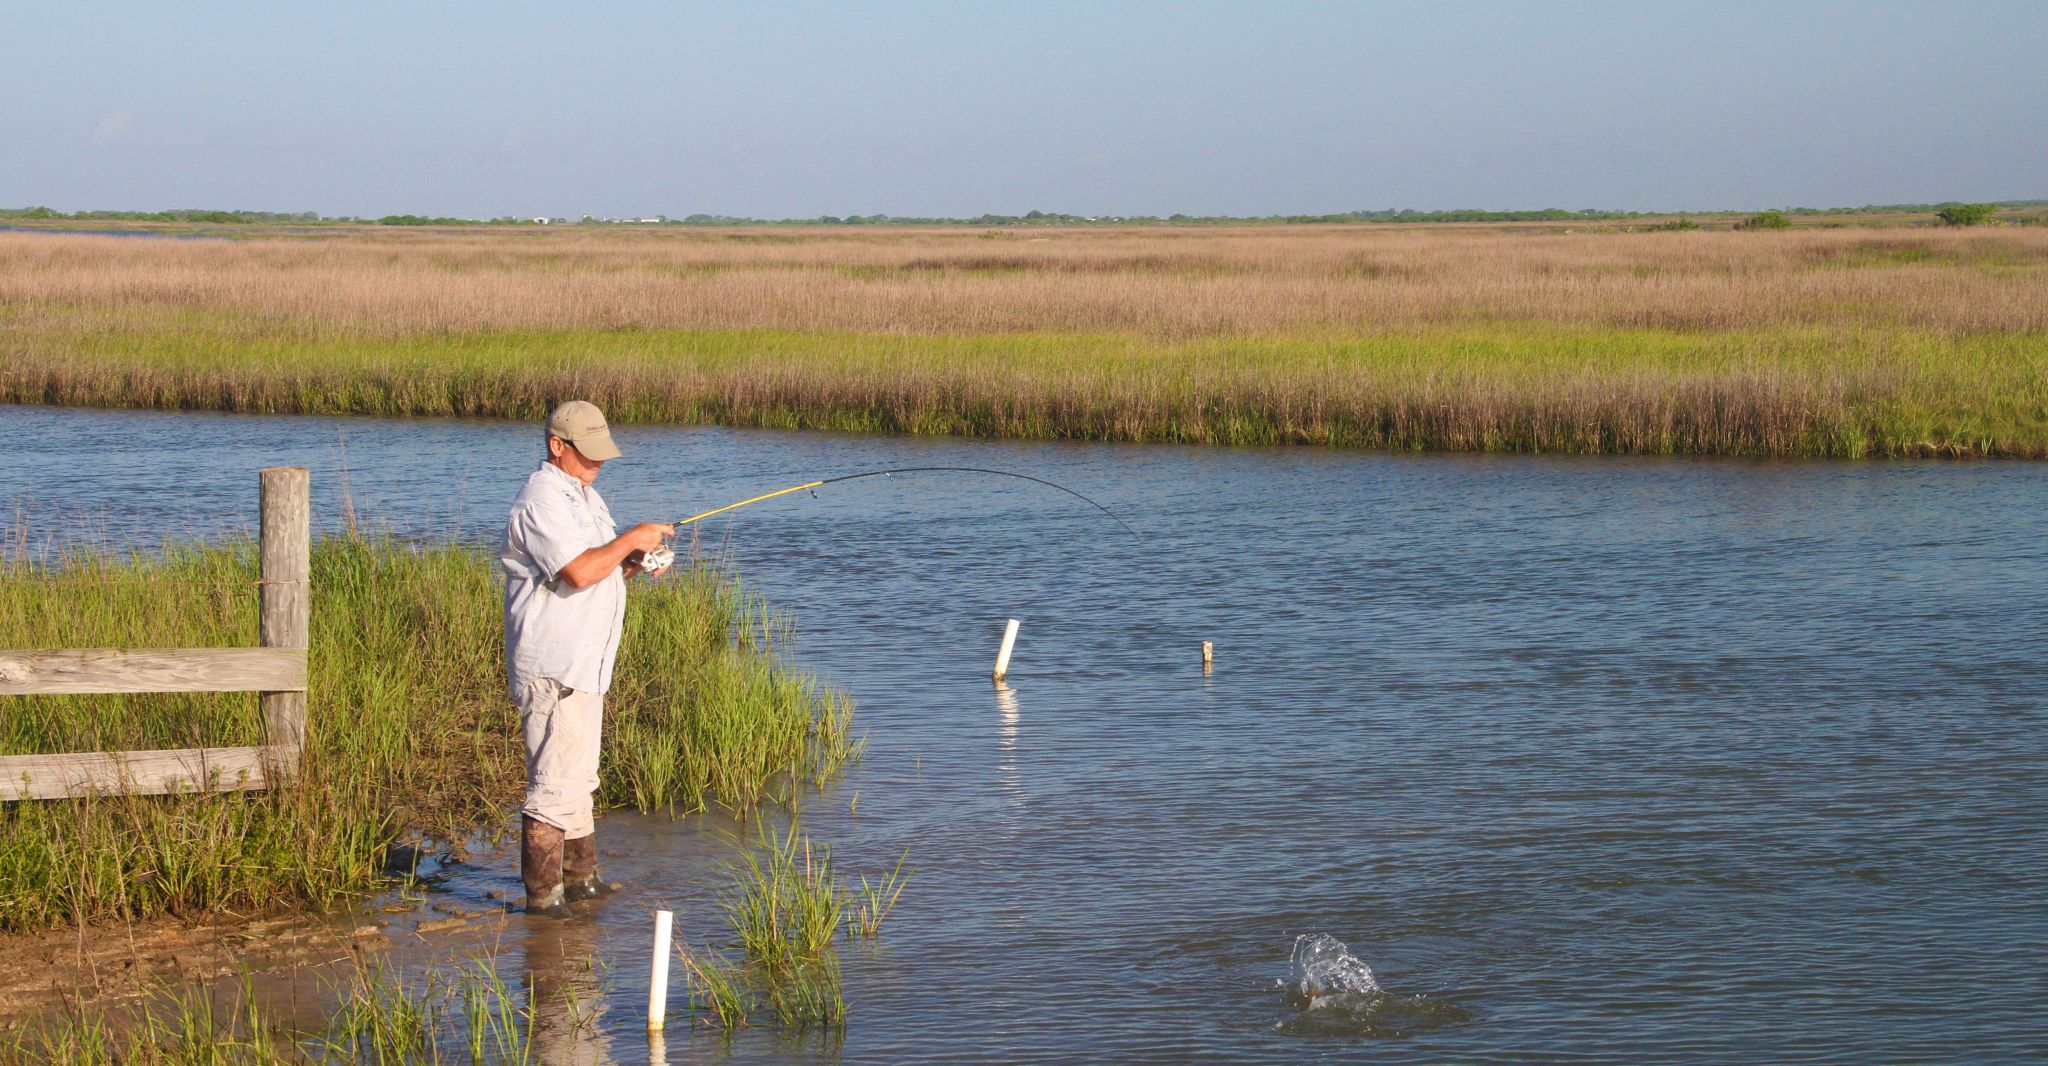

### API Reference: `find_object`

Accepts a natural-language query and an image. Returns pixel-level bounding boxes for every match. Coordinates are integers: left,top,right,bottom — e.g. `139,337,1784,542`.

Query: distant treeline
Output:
4,201,2044,228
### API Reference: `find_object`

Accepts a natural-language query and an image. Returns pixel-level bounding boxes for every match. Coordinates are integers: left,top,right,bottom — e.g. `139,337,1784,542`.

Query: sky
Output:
3,1,2044,218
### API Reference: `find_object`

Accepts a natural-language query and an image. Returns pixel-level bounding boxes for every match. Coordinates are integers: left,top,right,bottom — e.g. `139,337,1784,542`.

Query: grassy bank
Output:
2,225,2045,457
6,323,2042,456
0,537,856,933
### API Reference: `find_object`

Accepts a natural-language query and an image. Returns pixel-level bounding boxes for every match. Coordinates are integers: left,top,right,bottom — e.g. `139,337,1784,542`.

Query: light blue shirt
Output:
500,462,626,697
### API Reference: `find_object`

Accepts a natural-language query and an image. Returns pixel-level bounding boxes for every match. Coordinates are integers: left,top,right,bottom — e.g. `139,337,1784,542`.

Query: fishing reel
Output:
642,544,675,572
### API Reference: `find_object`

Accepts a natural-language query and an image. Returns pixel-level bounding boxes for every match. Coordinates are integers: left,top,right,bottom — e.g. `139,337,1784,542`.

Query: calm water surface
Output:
6,405,2045,1064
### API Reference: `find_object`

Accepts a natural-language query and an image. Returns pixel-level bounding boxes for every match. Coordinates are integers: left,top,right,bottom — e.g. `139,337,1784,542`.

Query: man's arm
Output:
556,523,672,589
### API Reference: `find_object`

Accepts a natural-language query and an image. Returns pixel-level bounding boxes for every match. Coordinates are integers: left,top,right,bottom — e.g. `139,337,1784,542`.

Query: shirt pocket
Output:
570,503,606,547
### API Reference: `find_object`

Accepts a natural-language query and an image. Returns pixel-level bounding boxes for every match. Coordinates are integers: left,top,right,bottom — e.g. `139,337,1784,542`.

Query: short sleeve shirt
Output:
500,462,627,697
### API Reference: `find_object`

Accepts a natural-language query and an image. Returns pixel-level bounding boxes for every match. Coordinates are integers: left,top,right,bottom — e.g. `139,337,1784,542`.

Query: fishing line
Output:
643,465,1205,675
666,466,1142,541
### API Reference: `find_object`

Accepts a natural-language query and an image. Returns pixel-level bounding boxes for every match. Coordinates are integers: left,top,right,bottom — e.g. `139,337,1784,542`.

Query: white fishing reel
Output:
640,544,676,572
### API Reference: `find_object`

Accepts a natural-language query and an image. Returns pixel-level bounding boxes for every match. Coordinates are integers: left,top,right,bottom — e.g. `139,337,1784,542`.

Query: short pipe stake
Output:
648,909,673,1032
1202,640,1213,666
993,618,1021,683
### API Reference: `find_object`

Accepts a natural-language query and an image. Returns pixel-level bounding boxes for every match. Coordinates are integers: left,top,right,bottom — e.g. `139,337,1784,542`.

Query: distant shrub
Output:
1935,202,1996,227
1647,218,1702,232
1737,211,1793,231
377,214,474,226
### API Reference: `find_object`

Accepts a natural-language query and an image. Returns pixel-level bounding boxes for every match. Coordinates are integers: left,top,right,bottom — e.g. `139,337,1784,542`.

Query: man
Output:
500,400,672,916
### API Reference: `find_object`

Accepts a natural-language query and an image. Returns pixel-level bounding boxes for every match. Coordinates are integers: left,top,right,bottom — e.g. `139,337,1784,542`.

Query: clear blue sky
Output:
4,1,2043,218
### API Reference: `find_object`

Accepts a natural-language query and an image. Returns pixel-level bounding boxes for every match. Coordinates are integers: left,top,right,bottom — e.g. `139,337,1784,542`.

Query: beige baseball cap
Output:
545,400,623,461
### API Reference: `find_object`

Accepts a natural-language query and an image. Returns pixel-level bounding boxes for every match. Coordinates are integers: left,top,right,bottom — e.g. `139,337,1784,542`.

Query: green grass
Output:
0,536,859,933
850,849,910,939
721,821,844,965
667,820,907,1031
4,321,2042,457
2,960,551,1064
606,604,861,815
674,943,752,1030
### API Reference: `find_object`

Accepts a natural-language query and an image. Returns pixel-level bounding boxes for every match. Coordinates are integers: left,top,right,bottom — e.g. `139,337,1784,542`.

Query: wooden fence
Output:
0,467,309,800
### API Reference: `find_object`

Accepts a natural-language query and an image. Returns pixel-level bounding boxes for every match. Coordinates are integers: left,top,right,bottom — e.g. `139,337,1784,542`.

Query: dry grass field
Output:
3,223,2043,456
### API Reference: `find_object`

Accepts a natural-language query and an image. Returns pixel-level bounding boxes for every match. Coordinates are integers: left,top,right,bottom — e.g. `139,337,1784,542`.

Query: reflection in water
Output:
993,682,1020,736
993,681,1022,802
522,917,611,1065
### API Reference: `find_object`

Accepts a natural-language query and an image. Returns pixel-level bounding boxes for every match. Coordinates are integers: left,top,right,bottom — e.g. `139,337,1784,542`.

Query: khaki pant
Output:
516,678,603,840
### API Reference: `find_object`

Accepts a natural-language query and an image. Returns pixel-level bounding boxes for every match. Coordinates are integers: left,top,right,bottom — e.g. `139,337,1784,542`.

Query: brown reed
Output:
2,225,2043,456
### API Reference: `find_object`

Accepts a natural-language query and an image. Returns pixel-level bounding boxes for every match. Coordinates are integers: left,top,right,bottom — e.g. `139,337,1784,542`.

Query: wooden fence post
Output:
0,466,312,801
260,467,310,773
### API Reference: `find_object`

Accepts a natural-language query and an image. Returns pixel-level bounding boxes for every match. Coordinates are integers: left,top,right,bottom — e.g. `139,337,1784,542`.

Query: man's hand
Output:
623,523,673,552
559,523,675,589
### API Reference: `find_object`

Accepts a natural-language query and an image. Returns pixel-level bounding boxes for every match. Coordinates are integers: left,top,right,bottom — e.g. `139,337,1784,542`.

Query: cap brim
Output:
574,432,622,461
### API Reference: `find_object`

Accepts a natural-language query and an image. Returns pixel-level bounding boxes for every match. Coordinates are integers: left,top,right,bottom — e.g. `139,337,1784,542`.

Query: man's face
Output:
548,436,604,486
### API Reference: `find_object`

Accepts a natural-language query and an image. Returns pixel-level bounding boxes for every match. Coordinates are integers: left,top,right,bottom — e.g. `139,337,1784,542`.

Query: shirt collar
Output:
537,460,588,498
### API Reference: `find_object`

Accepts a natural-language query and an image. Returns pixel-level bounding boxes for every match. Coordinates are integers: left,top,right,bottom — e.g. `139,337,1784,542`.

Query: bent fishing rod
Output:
666,466,1142,541
639,466,1212,675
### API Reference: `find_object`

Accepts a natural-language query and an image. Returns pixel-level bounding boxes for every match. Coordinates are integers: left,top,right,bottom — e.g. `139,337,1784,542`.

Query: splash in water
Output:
1275,933,1468,1037
1287,933,1381,1002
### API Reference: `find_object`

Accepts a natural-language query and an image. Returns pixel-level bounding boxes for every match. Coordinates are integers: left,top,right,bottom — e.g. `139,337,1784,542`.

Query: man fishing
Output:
500,400,673,916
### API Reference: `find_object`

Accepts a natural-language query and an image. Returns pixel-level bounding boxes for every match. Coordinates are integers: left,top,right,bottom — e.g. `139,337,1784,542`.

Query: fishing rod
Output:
639,466,1214,677
638,466,1140,570
675,466,1140,538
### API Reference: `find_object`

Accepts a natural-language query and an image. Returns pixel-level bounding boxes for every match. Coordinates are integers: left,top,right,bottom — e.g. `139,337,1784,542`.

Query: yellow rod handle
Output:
674,481,825,529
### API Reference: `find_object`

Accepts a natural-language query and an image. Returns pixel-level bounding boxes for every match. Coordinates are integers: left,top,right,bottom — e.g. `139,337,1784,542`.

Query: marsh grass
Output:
0,537,858,933
3,226,2044,457
721,822,843,965
762,953,847,1029
1,960,549,1064
605,603,863,815
850,850,910,938
674,943,752,1030
671,821,904,1030
4,974,291,1065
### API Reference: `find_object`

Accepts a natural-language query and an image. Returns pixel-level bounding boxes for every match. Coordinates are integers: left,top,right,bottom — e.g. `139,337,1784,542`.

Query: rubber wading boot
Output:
562,833,617,902
521,815,568,917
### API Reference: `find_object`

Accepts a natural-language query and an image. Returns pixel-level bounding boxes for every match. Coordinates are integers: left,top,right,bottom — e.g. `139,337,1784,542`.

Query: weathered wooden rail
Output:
0,467,310,800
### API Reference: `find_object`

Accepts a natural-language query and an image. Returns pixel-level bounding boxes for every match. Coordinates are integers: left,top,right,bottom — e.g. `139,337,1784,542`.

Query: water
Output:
6,405,2047,1064
0,224,229,240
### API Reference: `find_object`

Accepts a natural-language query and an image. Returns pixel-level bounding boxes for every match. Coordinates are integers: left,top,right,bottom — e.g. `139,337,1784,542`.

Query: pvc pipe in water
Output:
993,619,1021,682
1202,640,1213,667
648,909,673,1031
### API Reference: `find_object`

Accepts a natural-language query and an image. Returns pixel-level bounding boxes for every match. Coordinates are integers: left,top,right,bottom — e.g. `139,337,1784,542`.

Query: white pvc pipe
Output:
648,909,673,1031
1202,641,1214,667
993,618,1021,682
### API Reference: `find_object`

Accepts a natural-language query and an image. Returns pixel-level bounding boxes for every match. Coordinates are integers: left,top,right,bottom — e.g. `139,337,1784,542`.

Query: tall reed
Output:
3,225,2042,457
0,224,2039,456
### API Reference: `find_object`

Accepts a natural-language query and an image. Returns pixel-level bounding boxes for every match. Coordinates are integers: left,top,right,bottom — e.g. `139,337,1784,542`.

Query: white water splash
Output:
1286,933,1381,1002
